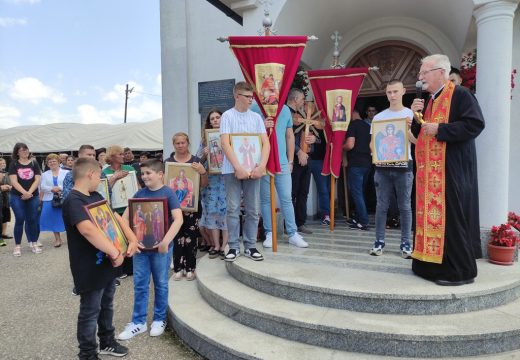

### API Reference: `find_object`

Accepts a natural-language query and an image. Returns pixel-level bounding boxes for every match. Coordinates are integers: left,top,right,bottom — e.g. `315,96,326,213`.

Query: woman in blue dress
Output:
39,153,69,247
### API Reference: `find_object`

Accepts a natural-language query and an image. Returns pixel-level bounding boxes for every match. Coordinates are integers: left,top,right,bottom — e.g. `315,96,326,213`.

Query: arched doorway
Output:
347,41,427,114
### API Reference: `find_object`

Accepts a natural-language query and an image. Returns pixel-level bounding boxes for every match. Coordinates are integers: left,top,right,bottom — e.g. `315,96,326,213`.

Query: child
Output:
62,157,138,359
117,159,183,340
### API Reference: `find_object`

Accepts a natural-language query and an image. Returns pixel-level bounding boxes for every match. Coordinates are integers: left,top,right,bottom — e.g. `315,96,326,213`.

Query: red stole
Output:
412,81,454,264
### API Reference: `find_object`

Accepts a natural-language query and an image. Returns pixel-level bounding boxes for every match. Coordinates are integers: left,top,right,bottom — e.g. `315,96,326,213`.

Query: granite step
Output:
196,257,520,358
168,275,520,360
226,254,520,314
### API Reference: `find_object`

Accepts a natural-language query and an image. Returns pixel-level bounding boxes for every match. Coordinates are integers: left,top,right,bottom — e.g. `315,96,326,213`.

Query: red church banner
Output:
307,68,368,177
228,36,308,175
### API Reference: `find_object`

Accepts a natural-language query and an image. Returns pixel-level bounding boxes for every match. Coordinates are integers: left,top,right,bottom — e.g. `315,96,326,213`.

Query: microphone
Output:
414,80,425,124
415,80,423,100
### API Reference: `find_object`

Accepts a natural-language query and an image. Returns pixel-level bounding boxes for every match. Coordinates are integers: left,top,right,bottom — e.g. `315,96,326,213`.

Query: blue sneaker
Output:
369,241,385,256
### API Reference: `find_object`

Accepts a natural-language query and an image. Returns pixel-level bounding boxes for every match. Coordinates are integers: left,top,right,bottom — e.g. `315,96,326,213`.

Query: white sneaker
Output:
150,320,167,337
263,232,272,248
117,322,147,340
288,232,308,248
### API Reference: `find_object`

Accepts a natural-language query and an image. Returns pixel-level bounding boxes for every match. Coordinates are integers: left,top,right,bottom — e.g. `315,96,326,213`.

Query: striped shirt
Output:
220,107,266,174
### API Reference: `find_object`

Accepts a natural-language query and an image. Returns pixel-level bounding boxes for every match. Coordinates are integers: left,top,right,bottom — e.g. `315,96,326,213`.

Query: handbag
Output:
52,192,63,208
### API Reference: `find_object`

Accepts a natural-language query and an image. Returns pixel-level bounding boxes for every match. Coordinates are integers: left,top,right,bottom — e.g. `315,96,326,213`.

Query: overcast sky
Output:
0,0,162,129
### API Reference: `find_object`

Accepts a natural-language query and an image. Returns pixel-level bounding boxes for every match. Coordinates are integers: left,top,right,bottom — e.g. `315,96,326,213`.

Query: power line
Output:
132,90,162,97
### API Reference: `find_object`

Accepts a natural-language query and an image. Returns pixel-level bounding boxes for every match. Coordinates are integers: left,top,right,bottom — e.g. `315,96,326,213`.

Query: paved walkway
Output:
0,220,203,360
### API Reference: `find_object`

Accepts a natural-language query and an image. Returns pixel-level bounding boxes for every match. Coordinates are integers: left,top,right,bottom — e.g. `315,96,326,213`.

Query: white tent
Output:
0,119,163,153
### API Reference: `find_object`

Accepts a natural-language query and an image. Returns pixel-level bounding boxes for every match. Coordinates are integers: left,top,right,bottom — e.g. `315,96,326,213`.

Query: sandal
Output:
53,239,62,248
32,245,42,254
208,249,220,259
218,250,226,260
13,246,21,257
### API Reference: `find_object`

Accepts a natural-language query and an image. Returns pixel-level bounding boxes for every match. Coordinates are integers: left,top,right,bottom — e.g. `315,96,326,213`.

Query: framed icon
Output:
229,133,262,174
84,199,128,255
128,198,168,250
106,171,138,209
205,129,224,174
96,178,110,205
164,162,200,212
371,118,409,165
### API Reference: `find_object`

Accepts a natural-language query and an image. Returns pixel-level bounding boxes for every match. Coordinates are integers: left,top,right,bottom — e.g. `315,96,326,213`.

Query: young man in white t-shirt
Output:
220,82,270,262
369,80,415,259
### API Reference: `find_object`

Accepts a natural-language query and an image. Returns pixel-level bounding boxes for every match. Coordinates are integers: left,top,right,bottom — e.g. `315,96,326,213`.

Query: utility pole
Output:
124,83,134,123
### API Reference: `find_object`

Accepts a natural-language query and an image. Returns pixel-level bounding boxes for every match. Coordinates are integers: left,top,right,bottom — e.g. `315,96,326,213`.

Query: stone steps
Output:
168,223,520,359
196,257,520,358
226,255,520,314
168,276,520,360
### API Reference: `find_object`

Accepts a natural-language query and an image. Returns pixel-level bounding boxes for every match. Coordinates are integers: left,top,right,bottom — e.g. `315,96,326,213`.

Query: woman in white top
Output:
40,153,69,247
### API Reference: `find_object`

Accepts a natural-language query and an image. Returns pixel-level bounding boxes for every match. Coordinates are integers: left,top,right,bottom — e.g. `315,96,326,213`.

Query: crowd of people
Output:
0,53,485,359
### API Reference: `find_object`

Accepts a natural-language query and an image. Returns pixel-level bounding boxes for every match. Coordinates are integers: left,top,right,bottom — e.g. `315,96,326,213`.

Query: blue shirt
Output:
132,185,180,225
250,103,292,165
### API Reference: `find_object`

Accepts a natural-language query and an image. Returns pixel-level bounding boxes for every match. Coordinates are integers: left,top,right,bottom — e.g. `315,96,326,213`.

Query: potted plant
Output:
488,212,520,265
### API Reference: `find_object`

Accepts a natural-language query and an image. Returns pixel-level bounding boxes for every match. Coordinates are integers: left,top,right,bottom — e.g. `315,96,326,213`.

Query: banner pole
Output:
270,176,277,252
342,164,349,219
330,176,335,232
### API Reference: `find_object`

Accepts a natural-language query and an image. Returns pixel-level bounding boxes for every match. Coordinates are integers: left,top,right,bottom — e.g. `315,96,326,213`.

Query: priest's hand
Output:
422,123,439,136
411,99,424,113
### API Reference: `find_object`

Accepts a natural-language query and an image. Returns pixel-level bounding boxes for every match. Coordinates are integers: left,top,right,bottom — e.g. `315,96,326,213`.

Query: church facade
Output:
160,0,520,228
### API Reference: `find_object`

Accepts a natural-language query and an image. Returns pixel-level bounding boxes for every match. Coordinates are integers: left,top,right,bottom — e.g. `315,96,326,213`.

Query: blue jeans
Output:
374,170,413,247
309,159,330,217
224,174,260,251
260,164,297,236
77,279,116,359
132,246,172,324
347,166,370,225
9,194,40,245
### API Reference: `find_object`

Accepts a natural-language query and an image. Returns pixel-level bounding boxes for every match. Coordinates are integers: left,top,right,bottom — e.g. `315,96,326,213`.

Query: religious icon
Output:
128,198,168,250
326,89,352,131
205,129,224,174
371,118,409,165
96,178,111,206
84,199,128,254
106,171,138,209
255,63,285,117
229,133,263,174
164,162,200,212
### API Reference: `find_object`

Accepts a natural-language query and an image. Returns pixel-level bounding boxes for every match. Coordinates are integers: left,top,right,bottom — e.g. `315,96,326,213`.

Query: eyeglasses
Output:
418,68,443,77
238,93,254,100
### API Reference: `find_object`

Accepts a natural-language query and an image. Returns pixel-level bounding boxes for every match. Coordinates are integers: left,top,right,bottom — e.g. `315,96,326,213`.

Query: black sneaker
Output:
346,218,358,226
349,223,368,231
115,279,121,286
99,340,128,357
118,274,128,280
224,249,240,262
72,287,78,296
244,248,264,261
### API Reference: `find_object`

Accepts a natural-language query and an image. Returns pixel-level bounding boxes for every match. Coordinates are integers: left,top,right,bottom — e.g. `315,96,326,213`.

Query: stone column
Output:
160,0,189,158
473,0,519,227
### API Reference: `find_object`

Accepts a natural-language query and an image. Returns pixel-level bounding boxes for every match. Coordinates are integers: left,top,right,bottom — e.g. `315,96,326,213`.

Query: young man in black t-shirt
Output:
63,158,137,359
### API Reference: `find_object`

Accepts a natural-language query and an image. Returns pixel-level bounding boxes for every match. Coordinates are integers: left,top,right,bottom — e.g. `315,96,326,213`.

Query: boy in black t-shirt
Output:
63,158,138,359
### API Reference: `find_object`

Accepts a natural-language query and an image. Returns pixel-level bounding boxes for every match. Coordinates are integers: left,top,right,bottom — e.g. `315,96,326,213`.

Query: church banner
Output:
307,68,368,177
228,36,308,175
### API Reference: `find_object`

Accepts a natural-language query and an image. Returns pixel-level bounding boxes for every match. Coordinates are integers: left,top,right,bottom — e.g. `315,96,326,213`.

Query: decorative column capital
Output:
473,0,519,26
